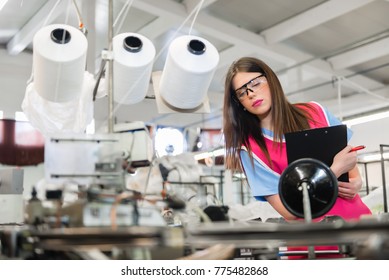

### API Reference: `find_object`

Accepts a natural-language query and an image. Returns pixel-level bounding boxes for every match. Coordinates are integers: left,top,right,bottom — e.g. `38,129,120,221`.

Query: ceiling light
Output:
0,0,8,11
193,148,224,161
359,152,389,163
343,111,389,127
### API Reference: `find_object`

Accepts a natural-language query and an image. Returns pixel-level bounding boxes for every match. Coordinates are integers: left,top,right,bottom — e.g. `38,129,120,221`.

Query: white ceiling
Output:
1,0,389,133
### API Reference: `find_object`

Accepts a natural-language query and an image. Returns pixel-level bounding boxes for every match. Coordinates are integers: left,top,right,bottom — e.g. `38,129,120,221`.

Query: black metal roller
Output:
279,158,338,219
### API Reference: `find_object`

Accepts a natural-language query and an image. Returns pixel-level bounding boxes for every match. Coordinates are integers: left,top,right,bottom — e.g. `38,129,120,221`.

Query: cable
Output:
26,0,63,85
188,0,204,35
92,58,107,101
96,0,210,132
113,0,134,35
71,0,85,32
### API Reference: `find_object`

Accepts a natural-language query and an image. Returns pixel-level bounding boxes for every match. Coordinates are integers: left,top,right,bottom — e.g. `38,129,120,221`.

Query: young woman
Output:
223,57,371,222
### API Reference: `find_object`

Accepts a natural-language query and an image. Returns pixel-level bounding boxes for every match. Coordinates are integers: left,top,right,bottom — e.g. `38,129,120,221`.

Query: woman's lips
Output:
252,99,263,107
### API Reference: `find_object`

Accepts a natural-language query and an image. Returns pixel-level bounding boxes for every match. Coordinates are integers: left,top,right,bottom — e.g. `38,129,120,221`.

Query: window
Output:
154,127,184,156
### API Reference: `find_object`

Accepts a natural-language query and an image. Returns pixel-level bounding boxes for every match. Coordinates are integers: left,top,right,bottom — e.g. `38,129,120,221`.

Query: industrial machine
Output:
1,142,389,260
0,122,189,260
186,158,389,260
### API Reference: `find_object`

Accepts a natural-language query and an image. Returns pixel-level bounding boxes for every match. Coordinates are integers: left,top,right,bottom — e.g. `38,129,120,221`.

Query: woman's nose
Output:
246,87,254,97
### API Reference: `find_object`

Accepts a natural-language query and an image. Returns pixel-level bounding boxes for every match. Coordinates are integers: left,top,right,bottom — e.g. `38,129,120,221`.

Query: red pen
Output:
350,145,365,152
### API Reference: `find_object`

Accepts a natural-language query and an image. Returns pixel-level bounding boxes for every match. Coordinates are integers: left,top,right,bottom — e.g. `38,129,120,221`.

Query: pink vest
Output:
249,102,371,221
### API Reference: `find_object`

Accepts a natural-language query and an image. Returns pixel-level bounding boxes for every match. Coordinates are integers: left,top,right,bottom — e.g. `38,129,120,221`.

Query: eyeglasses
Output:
235,74,267,100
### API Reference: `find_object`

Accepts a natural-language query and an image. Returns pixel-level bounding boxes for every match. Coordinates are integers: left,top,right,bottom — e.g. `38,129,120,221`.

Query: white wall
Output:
348,117,389,154
349,117,389,189
349,118,389,212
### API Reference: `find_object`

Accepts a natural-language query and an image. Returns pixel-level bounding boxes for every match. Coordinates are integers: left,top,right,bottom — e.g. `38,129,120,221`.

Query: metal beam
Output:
183,0,218,13
327,37,389,69
261,0,375,44
6,0,69,55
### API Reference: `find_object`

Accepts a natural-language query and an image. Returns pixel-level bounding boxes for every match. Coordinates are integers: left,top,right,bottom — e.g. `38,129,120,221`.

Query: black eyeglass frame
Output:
234,74,266,100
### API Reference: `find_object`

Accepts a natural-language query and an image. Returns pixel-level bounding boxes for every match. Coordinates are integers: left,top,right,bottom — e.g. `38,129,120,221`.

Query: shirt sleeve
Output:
322,105,353,141
240,149,280,201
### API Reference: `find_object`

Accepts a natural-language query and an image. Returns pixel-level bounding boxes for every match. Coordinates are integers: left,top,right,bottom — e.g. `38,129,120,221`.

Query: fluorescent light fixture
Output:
233,173,246,179
359,152,389,163
194,148,225,161
85,119,95,134
0,0,8,11
343,111,389,127
15,111,28,121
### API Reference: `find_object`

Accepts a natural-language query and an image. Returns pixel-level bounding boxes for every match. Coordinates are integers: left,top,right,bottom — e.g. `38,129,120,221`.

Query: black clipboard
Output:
285,124,349,182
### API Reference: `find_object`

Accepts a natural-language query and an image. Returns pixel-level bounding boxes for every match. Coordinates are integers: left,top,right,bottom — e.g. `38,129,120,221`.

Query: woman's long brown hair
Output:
223,57,316,171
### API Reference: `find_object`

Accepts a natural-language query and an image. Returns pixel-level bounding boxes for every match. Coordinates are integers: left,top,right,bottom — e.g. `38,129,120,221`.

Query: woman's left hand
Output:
338,176,362,199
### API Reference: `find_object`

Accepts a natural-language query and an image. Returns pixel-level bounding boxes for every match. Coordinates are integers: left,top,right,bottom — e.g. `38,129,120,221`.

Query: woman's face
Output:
232,72,272,120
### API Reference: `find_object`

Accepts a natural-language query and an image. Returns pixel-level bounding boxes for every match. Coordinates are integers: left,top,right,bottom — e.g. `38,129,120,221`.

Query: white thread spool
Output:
113,33,156,104
33,24,87,102
159,35,219,110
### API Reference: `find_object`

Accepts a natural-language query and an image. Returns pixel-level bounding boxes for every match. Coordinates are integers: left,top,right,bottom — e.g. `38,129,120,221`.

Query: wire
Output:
113,0,134,35
138,157,158,207
187,201,212,223
42,0,62,26
92,59,107,101
188,0,204,35
26,0,63,85
71,0,84,30
96,0,208,132
110,192,133,230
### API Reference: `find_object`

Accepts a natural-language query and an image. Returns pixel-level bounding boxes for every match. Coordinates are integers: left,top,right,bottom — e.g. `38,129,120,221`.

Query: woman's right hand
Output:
330,145,358,178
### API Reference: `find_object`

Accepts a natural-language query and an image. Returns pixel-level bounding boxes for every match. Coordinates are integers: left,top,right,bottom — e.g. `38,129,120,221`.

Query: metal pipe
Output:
301,182,315,259
380,144,388,212
107,0,114,133
337,76,343,120
363,163,369,196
